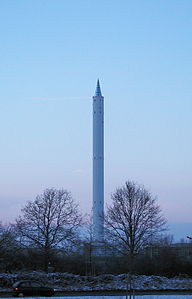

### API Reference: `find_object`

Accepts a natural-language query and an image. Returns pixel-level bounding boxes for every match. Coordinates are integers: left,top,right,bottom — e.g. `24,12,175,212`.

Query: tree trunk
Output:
43,248,50,272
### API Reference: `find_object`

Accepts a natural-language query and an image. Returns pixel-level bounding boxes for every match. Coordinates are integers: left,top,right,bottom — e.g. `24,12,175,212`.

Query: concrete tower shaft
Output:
92,80,104,243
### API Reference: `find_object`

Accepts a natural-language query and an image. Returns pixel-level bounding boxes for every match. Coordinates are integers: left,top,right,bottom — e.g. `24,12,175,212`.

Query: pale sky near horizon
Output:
0,0,192,241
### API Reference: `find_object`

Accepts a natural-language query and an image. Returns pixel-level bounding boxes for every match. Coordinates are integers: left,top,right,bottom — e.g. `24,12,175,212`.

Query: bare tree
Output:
105,181,167,257
0,223,18,251
16,188,82,271
0,223,22,271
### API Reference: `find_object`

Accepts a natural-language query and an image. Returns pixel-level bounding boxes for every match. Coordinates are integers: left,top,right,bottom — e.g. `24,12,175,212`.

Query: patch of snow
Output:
0,272,192,292
0,296,192,299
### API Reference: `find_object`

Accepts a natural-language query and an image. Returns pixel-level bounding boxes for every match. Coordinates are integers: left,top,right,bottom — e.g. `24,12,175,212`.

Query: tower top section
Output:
94,79,102,97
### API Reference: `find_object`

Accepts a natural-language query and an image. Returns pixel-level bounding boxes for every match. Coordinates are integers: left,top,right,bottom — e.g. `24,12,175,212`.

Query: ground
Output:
0,272,192,293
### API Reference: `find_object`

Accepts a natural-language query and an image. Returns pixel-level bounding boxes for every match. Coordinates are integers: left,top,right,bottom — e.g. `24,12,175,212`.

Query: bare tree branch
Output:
15,188,83,271
105,181,167,256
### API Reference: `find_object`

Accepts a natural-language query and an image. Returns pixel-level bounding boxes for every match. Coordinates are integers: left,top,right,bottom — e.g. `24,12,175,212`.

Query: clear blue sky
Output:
0,0,192,241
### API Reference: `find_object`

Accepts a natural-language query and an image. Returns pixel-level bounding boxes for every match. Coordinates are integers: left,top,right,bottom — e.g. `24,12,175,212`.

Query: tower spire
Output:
95,79,102,97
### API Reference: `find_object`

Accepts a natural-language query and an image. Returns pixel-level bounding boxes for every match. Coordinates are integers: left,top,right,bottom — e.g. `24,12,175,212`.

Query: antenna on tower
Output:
95,79,102,97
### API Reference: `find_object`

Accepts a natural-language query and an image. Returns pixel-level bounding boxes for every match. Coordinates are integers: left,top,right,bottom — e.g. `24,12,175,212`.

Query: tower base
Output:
91,241,106,274
92,241,105,257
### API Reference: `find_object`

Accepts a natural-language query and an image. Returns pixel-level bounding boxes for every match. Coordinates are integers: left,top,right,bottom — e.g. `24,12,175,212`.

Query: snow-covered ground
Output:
59,297,192,299
57,295,192,299
1,296,192,299
0,272,192,292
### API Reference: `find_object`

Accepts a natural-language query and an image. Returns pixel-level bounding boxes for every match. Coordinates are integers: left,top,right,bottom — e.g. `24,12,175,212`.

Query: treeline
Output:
0,229,192,276
0,181,190,276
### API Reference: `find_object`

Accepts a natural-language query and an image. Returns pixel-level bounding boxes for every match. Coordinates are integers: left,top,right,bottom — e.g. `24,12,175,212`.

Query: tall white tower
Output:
92,79,104,249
